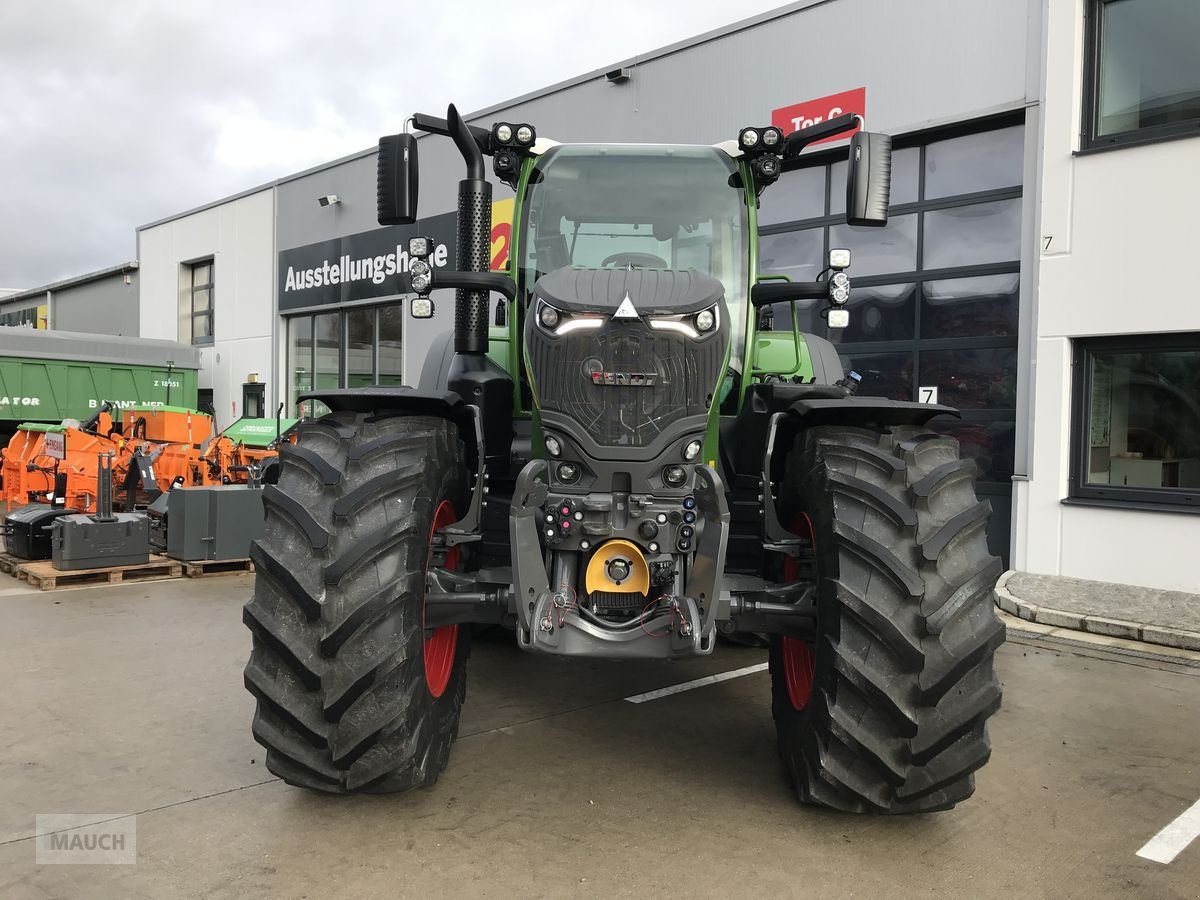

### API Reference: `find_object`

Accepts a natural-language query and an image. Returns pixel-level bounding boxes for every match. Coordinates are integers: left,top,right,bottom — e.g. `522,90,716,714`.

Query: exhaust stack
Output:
446,104,492,355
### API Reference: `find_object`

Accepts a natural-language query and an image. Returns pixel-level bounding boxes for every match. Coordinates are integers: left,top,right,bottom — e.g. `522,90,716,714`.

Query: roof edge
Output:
1,261,139,304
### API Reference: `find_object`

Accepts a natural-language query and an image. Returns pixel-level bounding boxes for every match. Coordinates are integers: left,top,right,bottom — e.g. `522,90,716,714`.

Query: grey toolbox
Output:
163,484,265,561
51,453,150,570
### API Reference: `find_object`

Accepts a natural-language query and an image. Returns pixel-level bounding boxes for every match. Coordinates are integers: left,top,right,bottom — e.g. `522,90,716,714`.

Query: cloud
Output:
0,0,785,288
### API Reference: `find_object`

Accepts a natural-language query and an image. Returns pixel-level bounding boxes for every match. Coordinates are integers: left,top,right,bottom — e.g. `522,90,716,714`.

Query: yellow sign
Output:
490,197,514,271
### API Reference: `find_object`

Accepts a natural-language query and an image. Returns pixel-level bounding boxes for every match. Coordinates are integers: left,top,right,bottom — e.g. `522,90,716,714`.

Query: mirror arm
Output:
427,269,516,303
781,113,861,159
412,113,492,155
750,280,829,308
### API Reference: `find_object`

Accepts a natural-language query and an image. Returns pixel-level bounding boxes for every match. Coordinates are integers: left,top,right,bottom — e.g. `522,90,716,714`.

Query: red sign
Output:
771,87,866,146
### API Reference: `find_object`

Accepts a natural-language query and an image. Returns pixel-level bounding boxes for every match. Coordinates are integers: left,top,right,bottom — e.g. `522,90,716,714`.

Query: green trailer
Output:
0,329,200,435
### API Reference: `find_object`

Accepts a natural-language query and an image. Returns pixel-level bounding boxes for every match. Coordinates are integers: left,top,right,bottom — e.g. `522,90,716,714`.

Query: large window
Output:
759,118,1025,560
1083,0,1200,150
287,304,404,416
185,260,214,345
1071,335,1200,510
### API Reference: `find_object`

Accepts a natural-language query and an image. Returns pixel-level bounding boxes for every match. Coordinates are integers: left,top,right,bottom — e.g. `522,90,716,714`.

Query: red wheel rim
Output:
423,500,460,699
782,513,816,711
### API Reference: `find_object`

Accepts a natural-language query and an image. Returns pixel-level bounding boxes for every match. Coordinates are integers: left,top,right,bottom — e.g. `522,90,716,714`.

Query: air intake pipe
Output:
446,104,492,355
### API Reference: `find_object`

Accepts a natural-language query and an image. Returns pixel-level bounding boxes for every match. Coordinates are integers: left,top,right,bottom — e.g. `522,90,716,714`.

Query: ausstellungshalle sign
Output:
277,212,458,311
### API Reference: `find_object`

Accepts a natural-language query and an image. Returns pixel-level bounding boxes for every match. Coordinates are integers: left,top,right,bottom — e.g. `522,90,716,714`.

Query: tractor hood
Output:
533,267,723,316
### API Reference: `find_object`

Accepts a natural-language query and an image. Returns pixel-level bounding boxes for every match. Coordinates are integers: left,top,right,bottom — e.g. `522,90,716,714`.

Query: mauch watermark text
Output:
35,814,136,865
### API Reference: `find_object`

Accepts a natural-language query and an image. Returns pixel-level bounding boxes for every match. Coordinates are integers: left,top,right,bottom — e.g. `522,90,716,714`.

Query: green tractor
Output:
244,103,1005,813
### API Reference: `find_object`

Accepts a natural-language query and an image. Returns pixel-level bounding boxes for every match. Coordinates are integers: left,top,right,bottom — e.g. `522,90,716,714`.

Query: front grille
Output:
527,318,725,449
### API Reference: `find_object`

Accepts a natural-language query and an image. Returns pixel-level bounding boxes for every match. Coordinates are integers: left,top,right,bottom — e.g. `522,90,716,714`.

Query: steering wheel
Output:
601,251,669,269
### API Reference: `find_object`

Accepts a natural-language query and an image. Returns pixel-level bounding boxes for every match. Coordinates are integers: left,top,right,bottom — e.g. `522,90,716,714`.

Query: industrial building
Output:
10,0,1199,591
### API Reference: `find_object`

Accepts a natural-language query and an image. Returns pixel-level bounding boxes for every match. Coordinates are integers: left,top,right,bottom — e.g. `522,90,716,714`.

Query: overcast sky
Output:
0,0,789,289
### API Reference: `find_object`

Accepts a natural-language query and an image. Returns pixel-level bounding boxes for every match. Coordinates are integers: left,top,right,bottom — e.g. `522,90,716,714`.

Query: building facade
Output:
0,262,139,334
127,0,1199,589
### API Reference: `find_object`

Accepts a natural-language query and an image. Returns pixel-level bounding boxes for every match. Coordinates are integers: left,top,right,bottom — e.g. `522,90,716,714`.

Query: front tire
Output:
771,425,1005,813
243,412,470,793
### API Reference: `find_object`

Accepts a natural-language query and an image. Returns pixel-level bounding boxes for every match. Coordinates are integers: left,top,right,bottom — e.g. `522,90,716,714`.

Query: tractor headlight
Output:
830,271,850,305
695,309,715,333
740,128,759,149
515,125,534,145
557,462,580,484
762,126,782,147
409,258,432,294
683,439,702,461
539,303,560,328
494,123,513,144
545,435,562,458
663,465,687,487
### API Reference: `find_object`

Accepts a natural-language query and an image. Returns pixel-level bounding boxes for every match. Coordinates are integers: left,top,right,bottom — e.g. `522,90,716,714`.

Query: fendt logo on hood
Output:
589,372,658,387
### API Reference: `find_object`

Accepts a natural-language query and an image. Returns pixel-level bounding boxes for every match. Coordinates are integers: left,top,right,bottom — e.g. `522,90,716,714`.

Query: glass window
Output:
837,350,913,401
378,305,404,386
522,144,748,339
185,259,214,345
827,283,916,344
758,166,825,226
831,146,920,214
758,228,824,282
346,308,376,388
314,313,341,391
1090,0,1200,143
1078,342,1200,495
288,316,315,416
829,214,918,277
923,199,1021,270
919,348,1018,410
935,419,1016,483
924,126,1024,198
921,274,1020,338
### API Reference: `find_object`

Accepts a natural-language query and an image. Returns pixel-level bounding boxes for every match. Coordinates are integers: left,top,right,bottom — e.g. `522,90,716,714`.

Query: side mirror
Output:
377,133,419,225
845,132,891,227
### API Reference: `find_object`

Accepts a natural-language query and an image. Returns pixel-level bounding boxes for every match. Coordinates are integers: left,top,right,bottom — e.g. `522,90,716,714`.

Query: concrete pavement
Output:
0,574,1198,898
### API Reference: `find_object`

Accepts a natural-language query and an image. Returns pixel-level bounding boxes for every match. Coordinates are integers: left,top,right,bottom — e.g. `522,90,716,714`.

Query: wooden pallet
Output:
183,557,255,578
0,552,24,577
16,555,183,591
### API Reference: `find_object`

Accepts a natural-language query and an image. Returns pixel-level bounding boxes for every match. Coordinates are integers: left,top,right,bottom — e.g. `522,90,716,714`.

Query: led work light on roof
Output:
762,126,783,147
739,128,759,150
494,123,514,144
409,236,431,259
515,125,535,145
829,248,852,270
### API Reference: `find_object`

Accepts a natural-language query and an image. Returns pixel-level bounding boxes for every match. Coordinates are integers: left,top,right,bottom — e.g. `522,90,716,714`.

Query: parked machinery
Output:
244,103,1005,813
1,401,297,513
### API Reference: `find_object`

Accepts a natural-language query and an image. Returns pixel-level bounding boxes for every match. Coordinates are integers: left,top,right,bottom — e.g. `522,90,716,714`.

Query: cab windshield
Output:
520,144,748,342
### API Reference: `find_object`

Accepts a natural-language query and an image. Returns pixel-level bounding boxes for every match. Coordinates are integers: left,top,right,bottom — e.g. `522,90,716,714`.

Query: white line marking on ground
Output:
1136,797,1200,864
624,662,769,704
